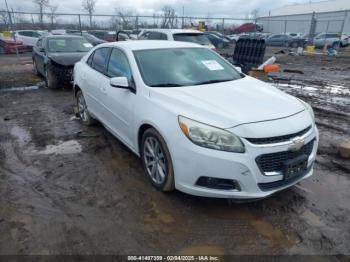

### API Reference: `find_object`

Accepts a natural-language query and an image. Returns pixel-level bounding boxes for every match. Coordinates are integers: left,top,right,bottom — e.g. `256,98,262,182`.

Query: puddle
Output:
0,86,40,92
301,209,325,227
34,140,82,155
10,126,32,146
274,82,350,96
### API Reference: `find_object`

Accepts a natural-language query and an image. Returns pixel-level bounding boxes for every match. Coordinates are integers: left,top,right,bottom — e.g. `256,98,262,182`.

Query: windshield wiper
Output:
150,83,184,87
194,79,234,86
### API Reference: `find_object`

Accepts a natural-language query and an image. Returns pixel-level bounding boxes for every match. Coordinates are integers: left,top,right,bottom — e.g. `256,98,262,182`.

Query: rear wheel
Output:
332,42,340,49
76,90,95,126
291,42,298,48
141,128,175,192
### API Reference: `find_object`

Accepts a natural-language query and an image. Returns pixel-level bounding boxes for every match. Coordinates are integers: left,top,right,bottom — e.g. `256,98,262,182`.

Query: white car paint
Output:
13,30,44,47
138,29,216,50
74,40,318,199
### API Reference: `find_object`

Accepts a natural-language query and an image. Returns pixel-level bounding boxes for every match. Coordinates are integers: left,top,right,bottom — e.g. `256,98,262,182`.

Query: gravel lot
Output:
0,47,349,256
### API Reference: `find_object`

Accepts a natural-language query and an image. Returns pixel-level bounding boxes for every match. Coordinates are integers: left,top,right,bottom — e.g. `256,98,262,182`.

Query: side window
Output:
159,33,168,40
36,39,42,48
91,47,111,74
32,32,41,38
147,32,161,40
139,32,150,40
107,48,132,81
87,52,94,66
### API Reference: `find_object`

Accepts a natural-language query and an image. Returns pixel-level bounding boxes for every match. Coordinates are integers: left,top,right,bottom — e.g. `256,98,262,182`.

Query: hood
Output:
48,52,86,66
150,76,305,128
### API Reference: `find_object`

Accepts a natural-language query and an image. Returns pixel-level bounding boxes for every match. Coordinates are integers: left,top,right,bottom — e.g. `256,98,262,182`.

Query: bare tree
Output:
33,0,49,28
82,0,97,29
0,9,10,30
250,8,259,20
116,9,136,30
161,5,177,29
47,4,58,29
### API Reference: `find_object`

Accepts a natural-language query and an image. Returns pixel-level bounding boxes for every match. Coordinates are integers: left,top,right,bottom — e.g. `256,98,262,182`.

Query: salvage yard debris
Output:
339,141,350,159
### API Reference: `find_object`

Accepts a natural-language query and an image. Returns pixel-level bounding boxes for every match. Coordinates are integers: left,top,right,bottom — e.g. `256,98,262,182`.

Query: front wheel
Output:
141,128,175,192
33,59,40,76
45,66,59,89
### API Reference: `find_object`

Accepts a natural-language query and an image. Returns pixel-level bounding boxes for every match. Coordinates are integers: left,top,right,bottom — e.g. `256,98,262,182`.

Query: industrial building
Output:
257,0,350,35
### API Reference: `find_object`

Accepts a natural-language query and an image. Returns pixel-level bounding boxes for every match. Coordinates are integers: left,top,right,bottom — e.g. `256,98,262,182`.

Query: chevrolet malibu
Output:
73,40,318,199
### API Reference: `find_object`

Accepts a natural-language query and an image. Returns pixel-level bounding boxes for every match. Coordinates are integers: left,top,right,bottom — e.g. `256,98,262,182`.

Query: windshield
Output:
173,33,211,45
134,48,242,87
47,38,93,52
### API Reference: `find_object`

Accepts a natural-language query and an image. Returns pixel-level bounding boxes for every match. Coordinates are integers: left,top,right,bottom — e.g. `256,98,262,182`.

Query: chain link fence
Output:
257,10,350,36
0,11,256,33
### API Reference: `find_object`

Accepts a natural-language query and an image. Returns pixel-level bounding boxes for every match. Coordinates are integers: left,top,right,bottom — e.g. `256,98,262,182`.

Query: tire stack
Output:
232,38,266,74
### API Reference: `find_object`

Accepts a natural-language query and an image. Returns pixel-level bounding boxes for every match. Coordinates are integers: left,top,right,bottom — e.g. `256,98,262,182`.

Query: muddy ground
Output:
0,48,349,257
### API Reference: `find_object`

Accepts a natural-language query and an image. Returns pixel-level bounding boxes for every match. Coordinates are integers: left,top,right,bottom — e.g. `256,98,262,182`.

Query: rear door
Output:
103,48,136,147
82,47,112,120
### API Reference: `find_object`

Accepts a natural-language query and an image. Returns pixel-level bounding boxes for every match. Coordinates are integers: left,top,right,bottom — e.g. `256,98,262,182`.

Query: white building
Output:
257,0,350,35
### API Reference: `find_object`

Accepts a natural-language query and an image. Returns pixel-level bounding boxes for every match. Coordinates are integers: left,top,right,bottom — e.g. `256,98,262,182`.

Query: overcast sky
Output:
3,0,309,17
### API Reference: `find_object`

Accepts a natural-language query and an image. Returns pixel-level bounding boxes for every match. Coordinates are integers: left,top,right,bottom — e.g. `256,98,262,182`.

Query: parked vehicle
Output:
313,33,349,48
129,29,142,40
138,29,216,50
73,40,318,199
12,30,46,48
70,32,106,46
227,34,240,43
32,35,93,88
266,34,307,48
203,32,230,48
206,31,232,42
89,30,128,42
0,37,27,54
285,32,302,39
233,23,263,34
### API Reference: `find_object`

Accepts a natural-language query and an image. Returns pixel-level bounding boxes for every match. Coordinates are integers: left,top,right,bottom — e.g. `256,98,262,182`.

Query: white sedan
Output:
73,40,318,199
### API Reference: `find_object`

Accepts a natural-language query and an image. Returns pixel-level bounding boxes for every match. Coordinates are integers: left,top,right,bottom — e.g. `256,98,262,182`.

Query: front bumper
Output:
171,124,318,199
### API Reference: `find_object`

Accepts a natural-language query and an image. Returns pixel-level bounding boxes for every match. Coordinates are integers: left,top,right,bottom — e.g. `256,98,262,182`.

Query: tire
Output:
33,59,40,76
141,128,175,192
45,66,59,89
291,42,298,48
332,42,340,49
76,90,96,126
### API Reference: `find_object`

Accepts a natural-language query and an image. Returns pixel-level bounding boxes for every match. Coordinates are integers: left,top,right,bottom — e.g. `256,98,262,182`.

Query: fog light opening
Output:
196,176,241,191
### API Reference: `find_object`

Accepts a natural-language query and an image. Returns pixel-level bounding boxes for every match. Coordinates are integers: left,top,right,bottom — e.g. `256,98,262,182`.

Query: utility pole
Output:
4,0,18,57
182,6,184,29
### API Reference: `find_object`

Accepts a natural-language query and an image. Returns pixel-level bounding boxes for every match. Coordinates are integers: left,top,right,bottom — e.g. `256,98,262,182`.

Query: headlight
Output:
178,116,245,153
299,99,315,123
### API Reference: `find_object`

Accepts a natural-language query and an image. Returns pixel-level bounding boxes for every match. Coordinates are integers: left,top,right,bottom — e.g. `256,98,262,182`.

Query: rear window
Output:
173,33,211,45
47,37,93,52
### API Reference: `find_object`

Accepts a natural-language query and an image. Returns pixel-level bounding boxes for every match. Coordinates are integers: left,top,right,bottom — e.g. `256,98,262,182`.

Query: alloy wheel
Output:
143,136,167,185
77,93,88,122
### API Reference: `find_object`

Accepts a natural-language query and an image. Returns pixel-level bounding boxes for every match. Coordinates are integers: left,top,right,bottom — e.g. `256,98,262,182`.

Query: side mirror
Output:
39,47,45,53
110,76,130,89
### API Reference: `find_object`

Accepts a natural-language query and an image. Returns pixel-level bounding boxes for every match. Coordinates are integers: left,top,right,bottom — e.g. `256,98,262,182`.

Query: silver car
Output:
313,33,349,48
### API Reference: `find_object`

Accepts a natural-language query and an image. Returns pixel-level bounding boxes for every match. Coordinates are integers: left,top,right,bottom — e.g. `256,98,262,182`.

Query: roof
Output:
141,29,202,34
45,35,85,39
98,40,203,51
267,0,350,16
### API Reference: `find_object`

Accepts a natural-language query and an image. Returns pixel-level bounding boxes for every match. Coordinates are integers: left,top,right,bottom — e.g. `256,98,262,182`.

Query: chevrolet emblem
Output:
289,137,305,151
